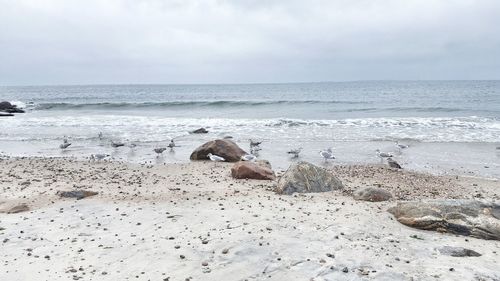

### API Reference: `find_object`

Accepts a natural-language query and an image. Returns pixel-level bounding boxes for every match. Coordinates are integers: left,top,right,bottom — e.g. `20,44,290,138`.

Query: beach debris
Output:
438,246,481,257
387,158,402,169
207,153,225,162
190,139,247,162
58,190,98,200
275,161,344,195
388,200,500,240
0,203,30,214
240,154,257,161
320,148,335,161
191,128,208,134
231,161,275,180
287,147,302,158
111,141,125,148
353,187,392,202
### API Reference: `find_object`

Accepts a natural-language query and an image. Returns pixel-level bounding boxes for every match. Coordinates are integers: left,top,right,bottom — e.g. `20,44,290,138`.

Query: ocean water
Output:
1,81,499,178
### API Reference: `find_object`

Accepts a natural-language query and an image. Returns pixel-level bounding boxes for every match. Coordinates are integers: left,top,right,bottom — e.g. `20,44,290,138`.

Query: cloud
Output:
0,0,499,85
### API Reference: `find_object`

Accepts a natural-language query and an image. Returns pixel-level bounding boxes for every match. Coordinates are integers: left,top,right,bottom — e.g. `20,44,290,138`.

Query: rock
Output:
191,128,208,134
438,246,481,257
388,200,500,240
353,187,392,202
256,159,272,170
0,101,25,113
0,203,30,214
275,161,344,195
0,112,14,117
231,161,275,180
58,190,98,200
190,139,248,162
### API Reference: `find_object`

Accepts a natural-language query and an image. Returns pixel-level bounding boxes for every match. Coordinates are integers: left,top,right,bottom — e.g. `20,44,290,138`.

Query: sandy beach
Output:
1,157,499,281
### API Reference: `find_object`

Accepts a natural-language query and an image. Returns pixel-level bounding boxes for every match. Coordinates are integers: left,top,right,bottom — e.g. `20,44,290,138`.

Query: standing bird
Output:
320,148,335,162
98,132,103,140
90,154,110,161
287,147,302,158
111,141,125,148
376,149,393,160
168,139,176,150
249,139,262,150
154,147,167,156
387,157,402,169
207,153,225,162
395,141,409,151
59,142,71,149
241,154,257,161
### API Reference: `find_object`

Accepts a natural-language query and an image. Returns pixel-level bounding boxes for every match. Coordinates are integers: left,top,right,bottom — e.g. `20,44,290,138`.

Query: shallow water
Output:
1,81,499,178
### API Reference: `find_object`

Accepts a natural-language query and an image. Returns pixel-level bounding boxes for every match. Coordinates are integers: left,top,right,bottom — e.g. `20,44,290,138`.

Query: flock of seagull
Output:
58,132,408,168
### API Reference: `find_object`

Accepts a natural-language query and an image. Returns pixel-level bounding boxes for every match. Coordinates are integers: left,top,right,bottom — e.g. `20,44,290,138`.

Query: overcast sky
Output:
0,0,499,85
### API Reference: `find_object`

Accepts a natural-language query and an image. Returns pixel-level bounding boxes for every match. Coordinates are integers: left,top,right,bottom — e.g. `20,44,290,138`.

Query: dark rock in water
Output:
388,200,500,240
275,161,344,195
1,203,30,214
353,187,392,202
191,128,209,134
0,101,25,113
190,139,247,162
231,161,275,180
58,190,98,200
438,246,481,257
0,112,14,117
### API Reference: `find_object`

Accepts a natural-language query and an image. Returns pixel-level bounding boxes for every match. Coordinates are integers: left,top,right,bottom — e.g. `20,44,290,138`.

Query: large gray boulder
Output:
0,101,24,113
275,161,344,195
190,139,248,162
388,200,500,240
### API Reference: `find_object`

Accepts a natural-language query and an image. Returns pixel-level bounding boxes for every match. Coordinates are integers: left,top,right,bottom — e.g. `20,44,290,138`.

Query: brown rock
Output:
353,187,392,202
231,161,275,180
190,139,247,162
58,190,98,200
275,161,344,195
389,200,500,240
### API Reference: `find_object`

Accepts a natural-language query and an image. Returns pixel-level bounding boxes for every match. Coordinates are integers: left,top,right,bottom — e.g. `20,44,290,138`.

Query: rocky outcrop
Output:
58,190,98,200
353,187,392,202
275,161,344,195
231,161,275,180
191,128,208,134
190,139,247,162
389,200,500,240
0,101,25,113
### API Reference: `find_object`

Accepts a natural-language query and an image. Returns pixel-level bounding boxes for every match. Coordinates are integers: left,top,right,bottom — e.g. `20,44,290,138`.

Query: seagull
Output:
59,142,71,149
154,147,167,156
207,153,225,162
287,147,302,158
376,149,393,158
387,157,402,169
90,154,110,161
168,139,176,150
241,154,257,161
250,139,262,148
320,148,335,161
395,141,409,150
111,141,125,148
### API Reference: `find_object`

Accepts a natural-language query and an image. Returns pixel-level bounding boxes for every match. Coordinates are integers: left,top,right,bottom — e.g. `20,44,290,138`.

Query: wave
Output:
31,100,367,110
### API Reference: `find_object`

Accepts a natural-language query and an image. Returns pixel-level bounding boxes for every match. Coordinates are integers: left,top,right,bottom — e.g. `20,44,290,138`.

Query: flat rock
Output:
388,200,500,240
231,161,275,180
275,161,344,195
353,187,392,202
191,128,208,134
0,203,30,214
58,190,98,200
438,246,481,257
190,139,247,162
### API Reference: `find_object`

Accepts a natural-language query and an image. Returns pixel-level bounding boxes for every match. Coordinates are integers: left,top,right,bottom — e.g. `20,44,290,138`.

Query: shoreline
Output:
1,157,499,280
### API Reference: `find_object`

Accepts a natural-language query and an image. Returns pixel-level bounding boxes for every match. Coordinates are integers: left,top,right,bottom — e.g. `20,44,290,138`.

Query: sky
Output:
0,0,499,85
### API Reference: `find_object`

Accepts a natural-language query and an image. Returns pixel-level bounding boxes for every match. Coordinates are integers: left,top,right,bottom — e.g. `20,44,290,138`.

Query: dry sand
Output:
1,157,499,281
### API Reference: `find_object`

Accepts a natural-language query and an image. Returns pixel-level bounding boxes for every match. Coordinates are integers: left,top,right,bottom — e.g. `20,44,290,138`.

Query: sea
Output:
1,81,499,178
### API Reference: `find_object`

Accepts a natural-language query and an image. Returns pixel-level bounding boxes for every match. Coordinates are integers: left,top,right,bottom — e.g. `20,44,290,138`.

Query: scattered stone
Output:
222,248,229,254
58,190,99,200
190,139,248,162
231,161,275,180
389,200,500,240
353,187,392,202
438,246,481,257
275,161,344,195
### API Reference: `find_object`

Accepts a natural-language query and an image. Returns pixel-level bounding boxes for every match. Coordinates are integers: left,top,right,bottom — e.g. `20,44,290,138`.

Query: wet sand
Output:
1,157,499,280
